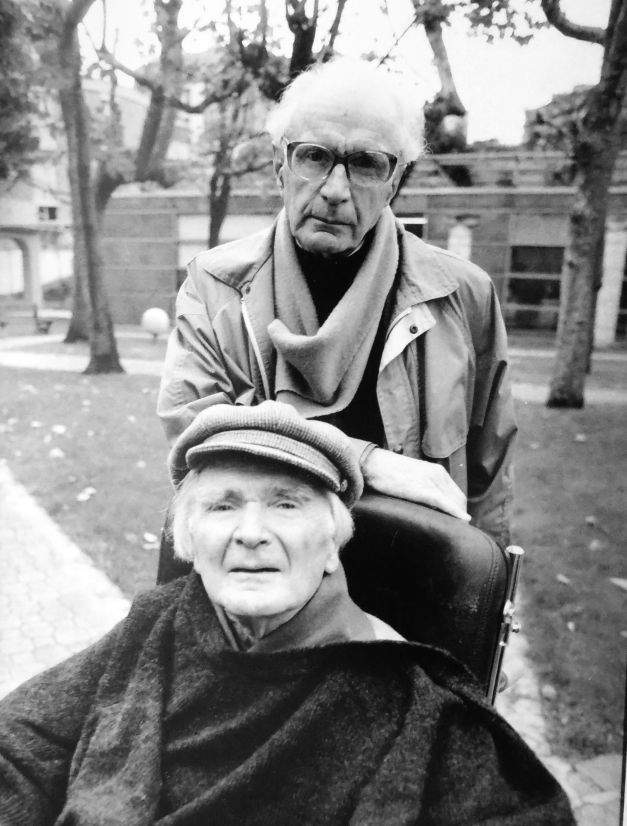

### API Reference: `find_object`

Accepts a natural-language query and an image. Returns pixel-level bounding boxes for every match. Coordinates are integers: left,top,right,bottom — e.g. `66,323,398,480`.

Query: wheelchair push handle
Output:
487,545,525,704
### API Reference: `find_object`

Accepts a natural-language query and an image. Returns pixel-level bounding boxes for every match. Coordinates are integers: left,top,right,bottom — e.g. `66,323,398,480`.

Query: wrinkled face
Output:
274,95,405,257
183,456,339,633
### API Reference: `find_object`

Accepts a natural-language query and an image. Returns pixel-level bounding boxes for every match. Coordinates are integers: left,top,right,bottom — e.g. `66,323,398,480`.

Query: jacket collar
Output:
198,217,459,310
390,224,459,317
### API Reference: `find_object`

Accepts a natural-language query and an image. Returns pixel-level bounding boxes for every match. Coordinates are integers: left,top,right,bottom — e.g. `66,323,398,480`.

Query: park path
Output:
1,333,627,403
0,334,623,824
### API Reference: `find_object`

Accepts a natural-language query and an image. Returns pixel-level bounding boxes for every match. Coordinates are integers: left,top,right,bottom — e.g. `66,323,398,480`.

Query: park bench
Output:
0,302,71,334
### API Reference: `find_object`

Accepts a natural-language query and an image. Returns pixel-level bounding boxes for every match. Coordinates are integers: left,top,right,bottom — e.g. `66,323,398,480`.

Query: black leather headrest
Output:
343,494,508,690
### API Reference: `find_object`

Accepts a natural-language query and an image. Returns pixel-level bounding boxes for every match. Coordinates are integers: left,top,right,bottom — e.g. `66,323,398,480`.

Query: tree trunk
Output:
58,26,123,373
286,0,318,78
546,0,627,407
547,114,622,406
208,169,232,249
414,0,467,153
64,225,90,342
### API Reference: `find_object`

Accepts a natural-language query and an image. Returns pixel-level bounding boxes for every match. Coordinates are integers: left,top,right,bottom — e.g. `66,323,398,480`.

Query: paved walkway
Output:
0,462,130,697
0,334,624,823
1,334,627,404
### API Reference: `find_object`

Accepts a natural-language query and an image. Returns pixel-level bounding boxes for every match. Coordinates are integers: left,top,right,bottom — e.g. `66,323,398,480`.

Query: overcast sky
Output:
87,0,611,146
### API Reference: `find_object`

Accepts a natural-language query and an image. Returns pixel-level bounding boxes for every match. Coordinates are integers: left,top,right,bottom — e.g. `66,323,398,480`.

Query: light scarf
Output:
213,565,375,652
268,207,399,417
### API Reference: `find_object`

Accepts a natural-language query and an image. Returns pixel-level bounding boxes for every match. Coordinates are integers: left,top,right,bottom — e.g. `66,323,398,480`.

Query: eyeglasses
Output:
283,140,399,187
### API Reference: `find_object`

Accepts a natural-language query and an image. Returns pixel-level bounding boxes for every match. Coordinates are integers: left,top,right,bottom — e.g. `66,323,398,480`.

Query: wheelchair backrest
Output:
342,494,508,694
157,492,509,696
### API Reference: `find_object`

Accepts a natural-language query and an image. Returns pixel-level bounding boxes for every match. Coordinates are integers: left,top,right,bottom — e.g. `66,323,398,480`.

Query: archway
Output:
0,236,25,297
0,230,42,305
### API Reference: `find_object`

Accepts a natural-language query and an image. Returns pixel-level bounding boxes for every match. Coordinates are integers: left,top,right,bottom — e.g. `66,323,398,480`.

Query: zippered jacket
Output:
157,218,517,546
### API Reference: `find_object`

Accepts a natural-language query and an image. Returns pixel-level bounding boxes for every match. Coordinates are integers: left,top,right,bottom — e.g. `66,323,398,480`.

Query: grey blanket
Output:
0,574,574,825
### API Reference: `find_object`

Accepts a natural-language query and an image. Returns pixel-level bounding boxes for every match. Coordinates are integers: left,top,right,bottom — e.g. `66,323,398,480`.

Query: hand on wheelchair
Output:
361,447,471,522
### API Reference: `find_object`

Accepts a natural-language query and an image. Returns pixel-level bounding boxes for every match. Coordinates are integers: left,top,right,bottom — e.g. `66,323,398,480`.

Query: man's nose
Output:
233,503,269,548
319,162,351,203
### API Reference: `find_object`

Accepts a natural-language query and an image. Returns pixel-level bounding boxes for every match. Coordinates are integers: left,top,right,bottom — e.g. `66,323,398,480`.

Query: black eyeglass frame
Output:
282,140,400,186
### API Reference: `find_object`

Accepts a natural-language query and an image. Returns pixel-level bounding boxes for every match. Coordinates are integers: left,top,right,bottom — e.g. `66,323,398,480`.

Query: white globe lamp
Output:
141,307,170,343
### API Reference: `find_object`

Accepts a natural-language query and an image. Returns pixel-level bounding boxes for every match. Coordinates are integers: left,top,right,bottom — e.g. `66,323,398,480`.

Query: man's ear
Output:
385,168,403,205
324,548,340,575
387,161,413,205
272,146,285,189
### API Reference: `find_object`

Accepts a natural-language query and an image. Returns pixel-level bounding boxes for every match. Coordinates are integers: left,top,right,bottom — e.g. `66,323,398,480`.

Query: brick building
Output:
100,149,627,345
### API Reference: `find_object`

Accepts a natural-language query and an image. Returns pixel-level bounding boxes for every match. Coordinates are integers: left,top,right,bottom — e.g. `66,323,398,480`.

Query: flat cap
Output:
168,401,364,506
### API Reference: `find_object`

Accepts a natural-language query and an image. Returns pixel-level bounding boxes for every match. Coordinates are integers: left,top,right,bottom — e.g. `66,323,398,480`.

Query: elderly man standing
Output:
157,58,517,549
0,403,572,824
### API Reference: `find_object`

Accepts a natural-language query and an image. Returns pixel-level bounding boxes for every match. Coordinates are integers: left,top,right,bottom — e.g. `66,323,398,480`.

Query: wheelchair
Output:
157,493,523,703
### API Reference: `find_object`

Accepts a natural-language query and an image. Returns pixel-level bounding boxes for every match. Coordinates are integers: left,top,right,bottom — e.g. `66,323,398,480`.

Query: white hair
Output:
170,467,355,564
265,58,424,162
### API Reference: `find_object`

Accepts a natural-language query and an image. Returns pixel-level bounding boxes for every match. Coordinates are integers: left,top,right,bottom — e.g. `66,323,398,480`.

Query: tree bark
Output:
62,103,90,343
208,168,232,249
412,0,467,153
546,138,614,406
58,15,122,373
547,0,627,407
286,0,319,78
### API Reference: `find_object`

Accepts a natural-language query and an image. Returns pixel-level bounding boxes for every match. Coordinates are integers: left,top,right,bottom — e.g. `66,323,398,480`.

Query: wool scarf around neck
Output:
268,207,399,418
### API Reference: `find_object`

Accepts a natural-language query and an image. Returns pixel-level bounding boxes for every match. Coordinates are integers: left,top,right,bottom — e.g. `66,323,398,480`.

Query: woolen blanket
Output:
0,574,574,825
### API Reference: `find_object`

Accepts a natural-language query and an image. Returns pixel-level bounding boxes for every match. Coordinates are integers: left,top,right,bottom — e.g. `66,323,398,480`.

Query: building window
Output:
400,216,427,239
505,245,563,330
38,206,58,221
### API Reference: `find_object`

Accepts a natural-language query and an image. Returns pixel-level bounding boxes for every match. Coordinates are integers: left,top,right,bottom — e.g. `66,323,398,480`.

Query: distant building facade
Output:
100,149,627,345
0,77,191,309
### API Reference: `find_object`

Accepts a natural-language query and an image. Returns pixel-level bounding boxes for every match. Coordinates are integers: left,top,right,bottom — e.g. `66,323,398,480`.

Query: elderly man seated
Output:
0,402,572,825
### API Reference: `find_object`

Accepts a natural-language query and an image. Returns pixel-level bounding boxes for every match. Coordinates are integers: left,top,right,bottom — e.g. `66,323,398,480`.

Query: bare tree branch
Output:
260,0,268,51
378,13,418,65
600,0,627,83
96,47,242,112
225,0,238,50
319,0,349,62
60,0,98,52
64,0,98,34
100,0,106,51
540,0,605,45
286,0,319,77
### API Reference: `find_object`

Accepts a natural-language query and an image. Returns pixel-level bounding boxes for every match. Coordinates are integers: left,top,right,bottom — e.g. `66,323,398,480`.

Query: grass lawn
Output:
0,368,169,595
0,330,625,759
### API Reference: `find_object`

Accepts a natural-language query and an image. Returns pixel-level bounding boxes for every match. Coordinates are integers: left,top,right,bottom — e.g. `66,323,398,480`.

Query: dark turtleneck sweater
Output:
294,236,396,446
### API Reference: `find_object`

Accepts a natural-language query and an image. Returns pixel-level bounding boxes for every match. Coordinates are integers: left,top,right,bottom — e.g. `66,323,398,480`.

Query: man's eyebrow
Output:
267,484,315,501
197,488,241,503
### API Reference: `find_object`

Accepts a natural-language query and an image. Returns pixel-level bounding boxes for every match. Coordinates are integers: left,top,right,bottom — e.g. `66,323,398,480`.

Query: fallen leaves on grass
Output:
76,486,96,502
142,531,159,551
